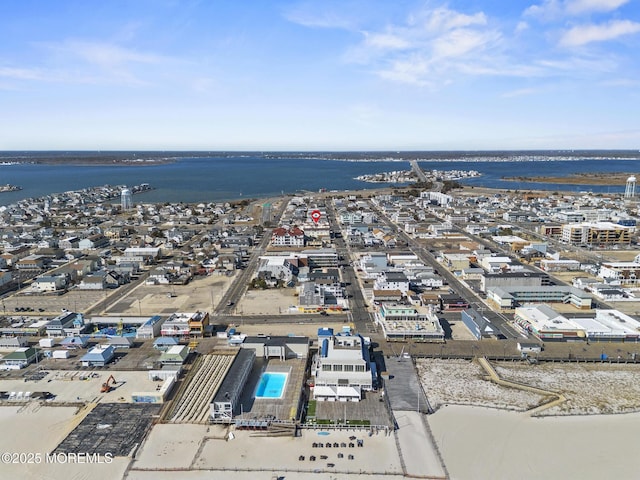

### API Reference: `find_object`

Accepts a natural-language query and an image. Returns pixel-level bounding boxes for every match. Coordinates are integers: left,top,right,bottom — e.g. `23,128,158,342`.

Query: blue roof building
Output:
80,345,115,367
153,337,180,351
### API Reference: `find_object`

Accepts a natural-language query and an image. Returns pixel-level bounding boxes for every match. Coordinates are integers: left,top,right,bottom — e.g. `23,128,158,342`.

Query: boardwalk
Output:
477,356,567,415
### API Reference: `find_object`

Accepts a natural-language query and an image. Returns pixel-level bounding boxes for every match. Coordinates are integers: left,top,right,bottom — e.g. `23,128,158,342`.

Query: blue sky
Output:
1,0,639,150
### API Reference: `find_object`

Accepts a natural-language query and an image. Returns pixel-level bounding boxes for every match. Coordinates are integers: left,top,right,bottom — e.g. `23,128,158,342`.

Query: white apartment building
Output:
312,328,374,402
599,262,640,286
271,227,305,247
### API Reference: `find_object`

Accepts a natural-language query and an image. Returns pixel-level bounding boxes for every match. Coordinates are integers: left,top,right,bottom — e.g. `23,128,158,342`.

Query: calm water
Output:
0,152,637,205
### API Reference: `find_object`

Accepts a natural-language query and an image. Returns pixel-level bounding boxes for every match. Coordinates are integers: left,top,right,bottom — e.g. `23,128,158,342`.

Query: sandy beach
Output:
0,405,129,480
4,355,640,480
429,405,640,480
128,424,404,479
6,398,640,480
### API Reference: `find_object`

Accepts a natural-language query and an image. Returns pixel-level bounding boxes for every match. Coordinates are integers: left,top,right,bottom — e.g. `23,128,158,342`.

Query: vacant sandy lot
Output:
239,288,298,315
107,273,236,315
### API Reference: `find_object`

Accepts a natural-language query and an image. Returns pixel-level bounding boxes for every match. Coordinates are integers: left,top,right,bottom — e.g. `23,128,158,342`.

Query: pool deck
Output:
237,357,307,422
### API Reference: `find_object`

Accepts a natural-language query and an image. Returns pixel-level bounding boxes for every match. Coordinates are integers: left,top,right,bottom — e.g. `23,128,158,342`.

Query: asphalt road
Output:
214,199,289,316
369,201,523,340
326,201,378,337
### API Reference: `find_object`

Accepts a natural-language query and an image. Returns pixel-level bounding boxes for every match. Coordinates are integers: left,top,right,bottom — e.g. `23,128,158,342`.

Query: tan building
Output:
561,222,631,246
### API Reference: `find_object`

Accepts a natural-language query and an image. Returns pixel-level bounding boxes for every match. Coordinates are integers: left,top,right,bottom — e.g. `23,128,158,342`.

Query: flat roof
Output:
492,285,592,299
594,310,640,335
243,336,309,345
516,305,581,332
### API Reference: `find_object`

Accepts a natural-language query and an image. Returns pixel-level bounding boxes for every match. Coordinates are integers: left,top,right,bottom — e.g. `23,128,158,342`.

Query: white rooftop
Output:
166,345,187,355
595,310,640,335
491,235,527,243
516,306,581,332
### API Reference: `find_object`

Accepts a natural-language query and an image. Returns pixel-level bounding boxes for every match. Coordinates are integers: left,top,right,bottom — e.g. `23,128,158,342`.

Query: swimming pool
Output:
255,372,288,399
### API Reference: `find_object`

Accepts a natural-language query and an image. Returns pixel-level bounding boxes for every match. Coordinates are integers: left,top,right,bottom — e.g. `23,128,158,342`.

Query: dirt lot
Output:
239,288,299,315
105,273,236,316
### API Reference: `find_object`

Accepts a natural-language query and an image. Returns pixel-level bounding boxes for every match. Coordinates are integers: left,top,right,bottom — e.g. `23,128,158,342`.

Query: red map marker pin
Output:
310,209,321,224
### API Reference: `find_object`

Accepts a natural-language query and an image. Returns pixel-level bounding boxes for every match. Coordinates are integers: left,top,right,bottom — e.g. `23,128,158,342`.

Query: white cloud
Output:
364,32,411,50
536,54,618,73
289,2,639,89
343,5,503,86
565,0,630,15
525,0,629,18
432,29,499,59
376,55,431,87
560,20,640,46
501,87,541,98
45,40,168,69
413,7,487,32
283,1,360,30
30,39,179,86
0,67,44,81
524,0,562,20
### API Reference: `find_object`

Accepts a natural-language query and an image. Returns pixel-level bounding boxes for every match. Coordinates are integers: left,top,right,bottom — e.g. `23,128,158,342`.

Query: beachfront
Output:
429,405,640,480
5,384,640,480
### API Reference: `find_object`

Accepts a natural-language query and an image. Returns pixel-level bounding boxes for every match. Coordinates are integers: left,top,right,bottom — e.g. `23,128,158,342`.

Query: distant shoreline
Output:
1,150,640,167
502,172,637,185
31,156,177,166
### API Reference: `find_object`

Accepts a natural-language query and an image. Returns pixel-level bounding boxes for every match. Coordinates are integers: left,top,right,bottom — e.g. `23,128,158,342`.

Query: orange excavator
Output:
100,375,116,393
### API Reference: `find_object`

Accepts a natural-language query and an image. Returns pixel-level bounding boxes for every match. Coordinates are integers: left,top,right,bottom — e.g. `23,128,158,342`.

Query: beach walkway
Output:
384,356,448,478
477,356,567,415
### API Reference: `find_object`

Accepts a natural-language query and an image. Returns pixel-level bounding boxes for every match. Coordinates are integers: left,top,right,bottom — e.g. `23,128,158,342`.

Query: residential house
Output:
79,234,110,250
1,347,40,370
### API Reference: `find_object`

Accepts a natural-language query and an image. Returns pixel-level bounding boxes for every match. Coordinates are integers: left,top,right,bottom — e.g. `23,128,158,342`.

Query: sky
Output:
0,0,639,151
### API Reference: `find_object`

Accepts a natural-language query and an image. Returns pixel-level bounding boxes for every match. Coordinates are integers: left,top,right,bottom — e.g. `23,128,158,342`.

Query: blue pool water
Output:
255,372,288,399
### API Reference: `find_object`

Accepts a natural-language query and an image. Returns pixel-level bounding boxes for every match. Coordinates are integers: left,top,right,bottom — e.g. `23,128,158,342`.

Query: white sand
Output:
394,410,446,478
128,424,403,478
0,405,129,480
429,405,640,480
132,423,209,469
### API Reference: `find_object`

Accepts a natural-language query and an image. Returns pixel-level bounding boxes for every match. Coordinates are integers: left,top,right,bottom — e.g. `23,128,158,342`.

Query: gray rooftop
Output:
213,349,255,404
